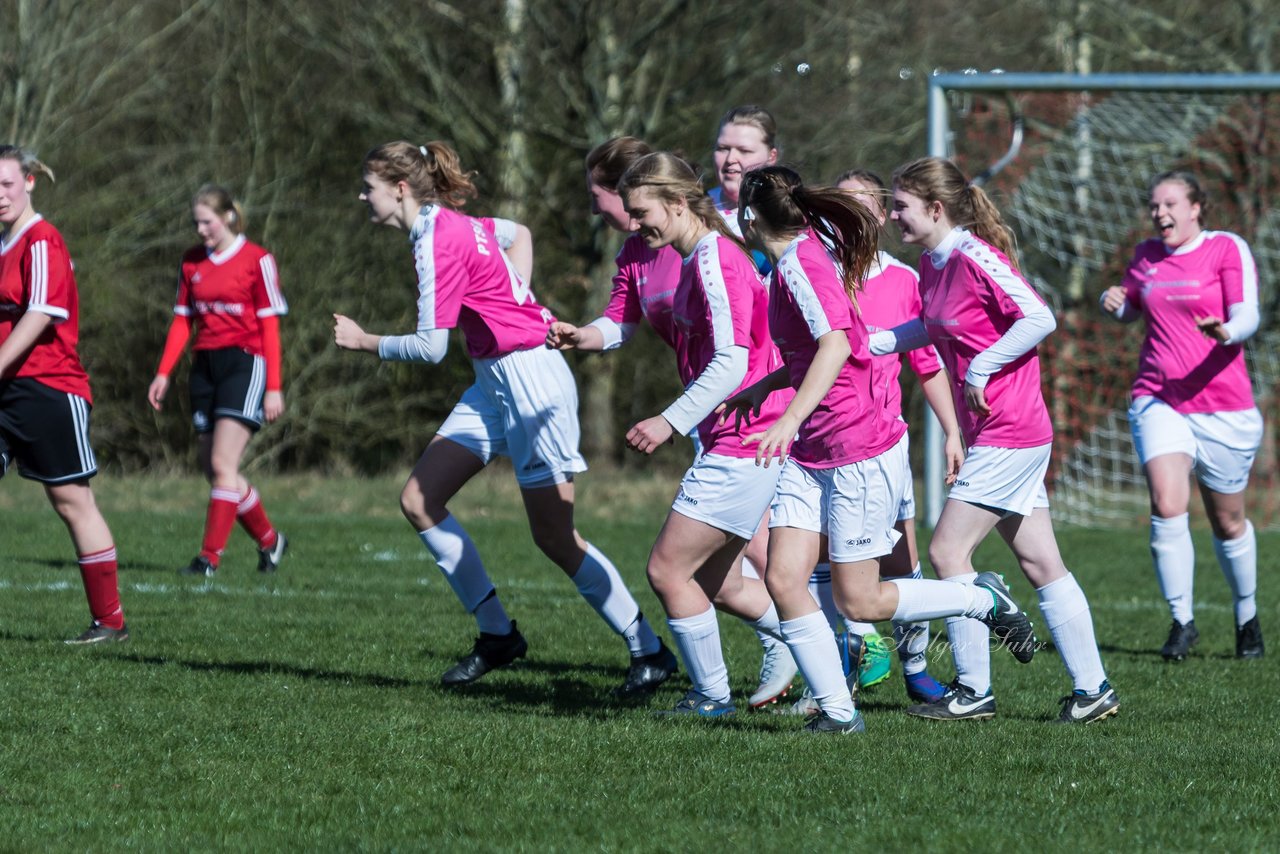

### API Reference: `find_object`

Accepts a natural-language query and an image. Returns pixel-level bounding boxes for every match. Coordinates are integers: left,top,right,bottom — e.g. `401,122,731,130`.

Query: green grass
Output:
2,468,1279,850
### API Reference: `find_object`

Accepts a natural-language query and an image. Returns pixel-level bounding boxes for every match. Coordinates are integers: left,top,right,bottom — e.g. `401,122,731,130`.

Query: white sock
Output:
1151,513,1195,625
806,563,842,631
1213,521,1258,627
781,610,856,722
889,577,989,621
845,619,876,635
1037,573,1107,693
668,605,731,703
747,601,784,643
419,517,510,634
944,572,990,696
572,542,659,656
893,563,931,674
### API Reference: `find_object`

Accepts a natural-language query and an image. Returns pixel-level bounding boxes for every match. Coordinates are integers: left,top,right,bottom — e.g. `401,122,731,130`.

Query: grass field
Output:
2,467,1278,850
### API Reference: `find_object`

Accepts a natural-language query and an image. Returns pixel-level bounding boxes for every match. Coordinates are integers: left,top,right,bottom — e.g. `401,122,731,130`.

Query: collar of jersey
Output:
926,227,967,269
1164,230,1208,257
0,213,43,255
207,234,246,265
409,204,440,242
682,230,719,263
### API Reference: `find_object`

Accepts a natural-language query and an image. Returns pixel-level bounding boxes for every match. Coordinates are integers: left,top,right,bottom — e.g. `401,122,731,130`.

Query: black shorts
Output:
190,348,266,434
0,378,98,483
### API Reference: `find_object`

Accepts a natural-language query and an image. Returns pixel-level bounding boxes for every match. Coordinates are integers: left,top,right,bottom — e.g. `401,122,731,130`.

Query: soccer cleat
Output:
1053,681,1120,724
440,621,528,686
1236,617,1264,659
803,711,866,735
65,621,130,645
613,639,679,699
904,670,948,704
179,555,216,577
748,637,797,708
858,631,892,689
258,532,288,573
906,680,996,721
781,686,822,718
974,572,1036,663
1160,619,1199,661
657,689,736,718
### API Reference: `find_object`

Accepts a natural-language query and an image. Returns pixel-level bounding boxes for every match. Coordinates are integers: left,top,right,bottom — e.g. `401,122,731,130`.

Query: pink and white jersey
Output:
1120,231,1257,414
602,234,683,350
673,233,790,457
410,206,554,359
707,187,742,238
769,233,907,468
860,250,942,421
919,228,1052,448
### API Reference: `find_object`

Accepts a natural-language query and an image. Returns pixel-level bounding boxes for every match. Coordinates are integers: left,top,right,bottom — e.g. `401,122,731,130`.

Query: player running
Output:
0,145,128,643
1101,170,1264,661
335,140,671,696
149,184,290,577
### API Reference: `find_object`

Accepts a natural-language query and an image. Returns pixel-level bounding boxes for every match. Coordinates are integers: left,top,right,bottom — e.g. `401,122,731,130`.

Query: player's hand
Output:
1194,314,1229,343
743,415,798,468
263,390,285,422
964,381,992,417
1100,286,1127,314
715,386,767,430
147,375,169,411
546,321,583,350
333,314,370,351
626,415,674,455
943,430,965,485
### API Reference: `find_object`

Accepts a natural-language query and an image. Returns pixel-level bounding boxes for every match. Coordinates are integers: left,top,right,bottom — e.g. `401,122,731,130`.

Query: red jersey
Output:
174,235,287,354
0,215,92,401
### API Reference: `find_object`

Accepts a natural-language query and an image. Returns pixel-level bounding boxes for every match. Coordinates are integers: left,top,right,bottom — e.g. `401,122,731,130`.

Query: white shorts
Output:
947,443,1051,518
437,346,588,488
895,428,915,523
770,433,908,564
1129,396,1263,494
672,452,781,540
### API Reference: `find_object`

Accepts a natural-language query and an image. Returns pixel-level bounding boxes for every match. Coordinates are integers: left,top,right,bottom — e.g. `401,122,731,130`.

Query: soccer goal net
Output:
922,72,1280,530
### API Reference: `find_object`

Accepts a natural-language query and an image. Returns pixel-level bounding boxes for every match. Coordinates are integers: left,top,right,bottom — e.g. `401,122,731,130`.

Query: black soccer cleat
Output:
1160,619,1199,661
65,621,130,645
1236,616,1264,659
180,555,216,577
803,711,866,735
974,571,1036,663
613,639,678,699
258,532,289,573
1053,681,1120,724
907,679,996,721
441,621,528,686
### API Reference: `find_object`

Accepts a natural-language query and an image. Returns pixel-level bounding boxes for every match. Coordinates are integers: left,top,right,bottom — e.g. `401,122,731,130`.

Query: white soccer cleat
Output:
748,637,797,708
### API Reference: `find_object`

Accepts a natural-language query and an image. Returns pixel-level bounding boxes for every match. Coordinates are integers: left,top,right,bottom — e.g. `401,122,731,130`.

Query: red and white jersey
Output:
174,235,287,355
674,233,790,457
1120,231,1257,414
0,215,92,401
410,206,553,359
602,234,683,350
769,232,906,468
860,250,942,421
919,228,1052,449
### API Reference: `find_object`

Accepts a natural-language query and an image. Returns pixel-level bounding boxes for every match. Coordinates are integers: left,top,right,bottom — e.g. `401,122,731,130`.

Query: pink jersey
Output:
0,215,92,401
673,233,790,457
602,234,683,349
769,233,907,467
410,206,554,359
859,250,942,421
707,187,742,238
1120,231,1257,414
919,229,1053,448
175,235,287,355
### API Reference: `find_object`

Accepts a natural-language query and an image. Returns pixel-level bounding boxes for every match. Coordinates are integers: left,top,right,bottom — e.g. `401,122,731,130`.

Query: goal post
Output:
920,71,1280,529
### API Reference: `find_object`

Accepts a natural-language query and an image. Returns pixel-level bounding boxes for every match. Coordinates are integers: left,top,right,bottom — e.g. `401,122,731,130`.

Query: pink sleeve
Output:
1120,249,1147,311
906,344,941,377
715,246,757,348
602,245,643,325
1218,236,1247,306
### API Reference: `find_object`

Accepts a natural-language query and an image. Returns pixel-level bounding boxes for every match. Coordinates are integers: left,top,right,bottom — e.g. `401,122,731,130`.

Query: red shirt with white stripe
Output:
0,215,92,401
174,234,287,354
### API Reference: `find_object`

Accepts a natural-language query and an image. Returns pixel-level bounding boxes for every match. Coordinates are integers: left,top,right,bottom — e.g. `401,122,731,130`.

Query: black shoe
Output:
441,621,528,686
1053,681,1120,724
613,640,678,699
258,532,288,573
1237,616,1264,659
180,555,216,577
65,621,130,645
906,680,996,721
803,711,865,734
1160,619,1199,661
974,572,1036,663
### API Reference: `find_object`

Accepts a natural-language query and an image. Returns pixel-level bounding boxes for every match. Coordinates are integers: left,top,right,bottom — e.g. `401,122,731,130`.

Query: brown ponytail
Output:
0,145,55,183
363,140,478,209
893,156,1020,270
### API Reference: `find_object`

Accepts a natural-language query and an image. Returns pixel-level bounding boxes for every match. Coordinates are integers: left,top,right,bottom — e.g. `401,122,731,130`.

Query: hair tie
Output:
419,145,428,157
